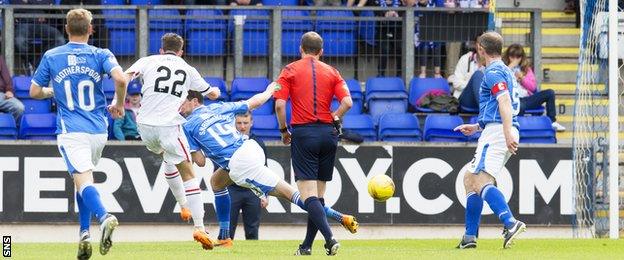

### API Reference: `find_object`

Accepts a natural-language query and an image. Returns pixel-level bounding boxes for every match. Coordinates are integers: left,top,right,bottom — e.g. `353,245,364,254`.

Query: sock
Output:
164,163,187,207
184,178,205,229
76,192,91,233
301,217,318,249
291,193,343,222
304,197,333,244
465,192,483,237
79,184,108,223
481,184,516,229
214,188,231,240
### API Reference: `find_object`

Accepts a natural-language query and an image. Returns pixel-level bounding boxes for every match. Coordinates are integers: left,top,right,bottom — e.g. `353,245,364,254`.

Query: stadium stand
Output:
229,9,271,56
409,77,451,112
378,113,422,142
186,10,228,56
342,114,376,141
12,75,31,99
365,77,408,124
102,9,135,56
252,99,275,116
517,116,557,144
230,77,271,101
282,10,314,57
21,99,52,114
18,113,57,140
423,114,466,142
0,113,18,140
203,77,229,101
315,10,357,57
250,114,281,141
262,0,299,5
148,9,183,55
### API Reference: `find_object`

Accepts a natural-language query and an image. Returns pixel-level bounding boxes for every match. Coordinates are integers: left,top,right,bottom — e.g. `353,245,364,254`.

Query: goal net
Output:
572,0,622,238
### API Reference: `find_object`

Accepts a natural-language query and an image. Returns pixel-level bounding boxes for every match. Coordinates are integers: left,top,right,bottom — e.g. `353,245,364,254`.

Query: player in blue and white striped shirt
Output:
29,8,127,259
454,32,525,249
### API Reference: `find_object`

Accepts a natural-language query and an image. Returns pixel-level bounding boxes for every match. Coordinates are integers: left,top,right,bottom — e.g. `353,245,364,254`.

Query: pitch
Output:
11,239,624,259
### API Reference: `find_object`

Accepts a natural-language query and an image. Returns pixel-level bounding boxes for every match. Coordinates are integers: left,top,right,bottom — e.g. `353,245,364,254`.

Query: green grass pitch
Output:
11,239,624,259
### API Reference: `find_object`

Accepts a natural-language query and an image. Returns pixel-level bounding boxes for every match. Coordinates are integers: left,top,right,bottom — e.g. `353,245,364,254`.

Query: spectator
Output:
0,56,25,122
414,0,444,78
347,0,366,7
502,44,566,132
310,0,342,6
113,83,141,140
229,0,262,5
11,0,65,72
448,40,480,100
229,111,268,240
368,0,403,77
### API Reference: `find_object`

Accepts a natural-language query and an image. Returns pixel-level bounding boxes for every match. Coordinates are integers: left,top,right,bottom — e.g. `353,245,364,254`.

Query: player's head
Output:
300,31,323,57
476,31,503,59
502,43,530,71
235,112,253,135
180,90,204,117
65,8,93,38
160,33,184,57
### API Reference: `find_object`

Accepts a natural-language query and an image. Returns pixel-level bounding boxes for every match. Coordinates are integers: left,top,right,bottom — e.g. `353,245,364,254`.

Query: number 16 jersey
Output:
126,54,212,126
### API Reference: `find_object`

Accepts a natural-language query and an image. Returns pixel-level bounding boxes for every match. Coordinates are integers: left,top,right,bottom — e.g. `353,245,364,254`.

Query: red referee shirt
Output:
274,57,350,125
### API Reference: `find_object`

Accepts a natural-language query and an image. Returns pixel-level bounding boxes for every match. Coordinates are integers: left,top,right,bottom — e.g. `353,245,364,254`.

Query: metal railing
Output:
0,5,541,86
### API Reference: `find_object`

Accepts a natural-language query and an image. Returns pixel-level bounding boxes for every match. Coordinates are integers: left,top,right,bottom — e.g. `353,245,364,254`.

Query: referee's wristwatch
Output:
279,127,289,133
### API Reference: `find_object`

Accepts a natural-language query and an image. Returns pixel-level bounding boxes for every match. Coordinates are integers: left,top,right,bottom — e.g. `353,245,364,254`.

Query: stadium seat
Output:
365,77,408,123
345,79,363,101
149,10,183,54
518,116,556,144
229,10,270,56
358,10,376,46
230,77,270,101
316,11,357,57
0,113,17,140
262,0,298,5
102,77,115,100
467,116,480,141
131,0,163,4
252,99,274,115
342,114,376,141
378,113,422,142
203,77,229,101
103,10,135,56
368,99,407,124
524,106,546,116
282,10,313,57
22,99,52,114
285,99,292,124
460,105,479,114
12,75,32,99
423,115,466,142
251,115,281,141
186,10,227,56
19,113,57,140
101,0,125,4
331,98,362,114
409,78,451,112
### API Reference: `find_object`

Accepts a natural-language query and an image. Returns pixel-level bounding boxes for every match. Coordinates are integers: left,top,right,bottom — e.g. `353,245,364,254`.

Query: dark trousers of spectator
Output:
458,70,483,111
417,42,442,69
520,89,558,122
229,186,261,240
15,23,65,69
376,21,402,77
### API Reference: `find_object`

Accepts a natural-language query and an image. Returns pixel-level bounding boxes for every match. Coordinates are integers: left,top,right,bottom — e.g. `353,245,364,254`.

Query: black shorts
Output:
291,123,338,182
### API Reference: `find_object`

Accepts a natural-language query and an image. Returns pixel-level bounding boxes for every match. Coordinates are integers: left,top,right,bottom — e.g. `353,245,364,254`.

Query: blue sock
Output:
76,192,91,233
304,197,333,244
214,189,231,240
465,192,483,237
292,192,342,222
291,191,306,209
481,184,516,229
79,185,107,223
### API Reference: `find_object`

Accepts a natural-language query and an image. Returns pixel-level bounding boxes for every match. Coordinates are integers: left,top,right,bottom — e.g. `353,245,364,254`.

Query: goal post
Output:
607,0,619,240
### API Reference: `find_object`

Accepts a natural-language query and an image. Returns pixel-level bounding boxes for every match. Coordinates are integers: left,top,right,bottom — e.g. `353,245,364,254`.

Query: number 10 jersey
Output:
126,54,212,126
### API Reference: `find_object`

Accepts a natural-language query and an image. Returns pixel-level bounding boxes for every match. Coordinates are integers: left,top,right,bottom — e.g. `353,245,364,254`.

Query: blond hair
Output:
66,8,92,36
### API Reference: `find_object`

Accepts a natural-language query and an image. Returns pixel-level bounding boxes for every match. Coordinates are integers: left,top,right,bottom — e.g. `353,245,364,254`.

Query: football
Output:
367,174,395,202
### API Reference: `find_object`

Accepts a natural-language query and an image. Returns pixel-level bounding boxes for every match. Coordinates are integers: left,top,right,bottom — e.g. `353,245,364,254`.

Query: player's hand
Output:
260,196,268,208
108,104,125,119
4,91,14,99
207,87,220,100
506,134,519,155
454,124,479,136
281,130,291,145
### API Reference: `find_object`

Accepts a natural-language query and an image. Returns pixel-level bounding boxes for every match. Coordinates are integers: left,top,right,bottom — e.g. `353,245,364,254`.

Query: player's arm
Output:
247,82,280,111
29,54,54,99
497,92,518,154
29,83,54,99
191,151,206,167
110,68,128,111
189,68,221,100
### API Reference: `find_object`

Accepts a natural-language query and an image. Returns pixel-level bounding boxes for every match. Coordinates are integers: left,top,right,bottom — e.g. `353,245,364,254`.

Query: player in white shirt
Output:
125,33,220,250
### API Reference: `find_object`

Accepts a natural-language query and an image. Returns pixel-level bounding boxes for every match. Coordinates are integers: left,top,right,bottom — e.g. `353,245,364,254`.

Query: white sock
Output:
164,163,187,207
183,178,205,229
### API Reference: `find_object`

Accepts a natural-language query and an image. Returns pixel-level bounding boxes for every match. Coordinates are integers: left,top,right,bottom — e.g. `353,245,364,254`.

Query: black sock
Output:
301,198,325,248
304,197,333,244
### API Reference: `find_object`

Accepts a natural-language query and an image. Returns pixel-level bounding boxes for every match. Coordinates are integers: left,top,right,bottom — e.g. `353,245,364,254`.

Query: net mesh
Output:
572,0,622,238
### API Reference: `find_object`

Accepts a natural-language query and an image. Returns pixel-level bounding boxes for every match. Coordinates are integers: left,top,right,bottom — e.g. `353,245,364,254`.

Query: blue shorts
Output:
291,123,338,182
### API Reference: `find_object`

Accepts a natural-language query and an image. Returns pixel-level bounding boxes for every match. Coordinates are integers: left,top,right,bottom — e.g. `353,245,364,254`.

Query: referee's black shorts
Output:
291,123,338,182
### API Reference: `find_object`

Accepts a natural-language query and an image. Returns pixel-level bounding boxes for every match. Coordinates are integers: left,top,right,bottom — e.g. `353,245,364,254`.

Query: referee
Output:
274,31,352,256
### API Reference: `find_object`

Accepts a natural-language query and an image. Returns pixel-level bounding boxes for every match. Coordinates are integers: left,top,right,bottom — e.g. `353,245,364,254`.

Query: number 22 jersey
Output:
126,54,212,126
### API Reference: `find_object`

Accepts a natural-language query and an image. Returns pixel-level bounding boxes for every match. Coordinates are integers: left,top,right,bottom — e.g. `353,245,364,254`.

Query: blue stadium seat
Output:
467,116,480,141
230,10,270,56
285,99,292,124
316,11,357,57
102,77,115,100
252,99,274,115
19,113,56,140
0,113,17,140
358,10,376,46
524,106,546,116
368,99,407,124
345,79,363,101
186,10,227,56
262,0,298,5
518,116,556,143
342,114,376,141
22,99,52,114
331,98,362,114
131,0,162,4
251,114,281,141
423,115,466,142
203,77,229,101
149,10,183,55
101,0,125,4
365,77,408,123
409,78,451,112
231,77,270,101
12,75,32,99
460,105,479,114
378,113,421,141
103,10,135,56
282,10,313,57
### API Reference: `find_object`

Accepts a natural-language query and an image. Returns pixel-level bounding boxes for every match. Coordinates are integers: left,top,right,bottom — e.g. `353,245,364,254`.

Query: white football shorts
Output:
228,139,279,197
137,124,191,165
57,133,107,174
467,123,519,177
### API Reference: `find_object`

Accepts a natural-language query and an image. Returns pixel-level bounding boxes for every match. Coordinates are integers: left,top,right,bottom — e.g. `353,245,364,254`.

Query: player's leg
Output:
457,171,483,249
210,168,234,246
163,162,190,221
75,192,92,260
